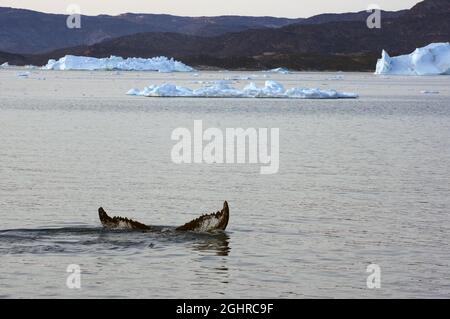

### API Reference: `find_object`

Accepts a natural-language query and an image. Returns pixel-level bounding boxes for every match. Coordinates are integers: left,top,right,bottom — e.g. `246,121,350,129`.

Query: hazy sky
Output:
0,0,422,18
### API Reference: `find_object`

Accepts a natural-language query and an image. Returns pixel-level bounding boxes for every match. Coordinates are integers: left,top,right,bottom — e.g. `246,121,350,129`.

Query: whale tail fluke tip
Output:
176,201,230,233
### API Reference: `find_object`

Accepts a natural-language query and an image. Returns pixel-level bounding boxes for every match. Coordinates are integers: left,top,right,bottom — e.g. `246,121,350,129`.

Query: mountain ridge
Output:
1,0,447,71
0,5,410,54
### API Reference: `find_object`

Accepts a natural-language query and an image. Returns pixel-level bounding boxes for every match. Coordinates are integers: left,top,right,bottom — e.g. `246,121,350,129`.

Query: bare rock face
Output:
0,7,300,54
409,0,450,17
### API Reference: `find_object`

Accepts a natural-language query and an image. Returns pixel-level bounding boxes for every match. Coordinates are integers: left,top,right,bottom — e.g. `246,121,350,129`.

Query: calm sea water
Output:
0,70,449,298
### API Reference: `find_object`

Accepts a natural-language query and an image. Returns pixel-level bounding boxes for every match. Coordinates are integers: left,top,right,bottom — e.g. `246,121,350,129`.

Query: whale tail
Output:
176,201,229,232
98,201,229,233
98,207,151,230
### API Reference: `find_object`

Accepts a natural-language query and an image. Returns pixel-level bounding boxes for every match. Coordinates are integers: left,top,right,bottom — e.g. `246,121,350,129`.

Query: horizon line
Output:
0,3,417,20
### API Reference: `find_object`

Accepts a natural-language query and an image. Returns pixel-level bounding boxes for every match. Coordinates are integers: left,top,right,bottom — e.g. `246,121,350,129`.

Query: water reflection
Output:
189,233,231,295
190,232,230,256
0,227,231,256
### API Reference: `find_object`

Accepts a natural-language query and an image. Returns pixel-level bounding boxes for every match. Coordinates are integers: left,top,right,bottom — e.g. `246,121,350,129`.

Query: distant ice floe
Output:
42,55,194,72
375,43,450,75
224,75,255,81
421,90,440,94
16,71,30,78
264,67,291,74
1,62,9,68
127,80,358,99
326,75,344,80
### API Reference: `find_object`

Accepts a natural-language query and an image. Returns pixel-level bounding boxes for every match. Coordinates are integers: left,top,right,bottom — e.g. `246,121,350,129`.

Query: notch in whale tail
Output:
176,201,230,233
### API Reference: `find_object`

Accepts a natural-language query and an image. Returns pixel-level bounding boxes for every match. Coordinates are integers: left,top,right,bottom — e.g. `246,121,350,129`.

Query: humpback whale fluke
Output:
176,201,229,232
98,201,229,233
98,207,151,230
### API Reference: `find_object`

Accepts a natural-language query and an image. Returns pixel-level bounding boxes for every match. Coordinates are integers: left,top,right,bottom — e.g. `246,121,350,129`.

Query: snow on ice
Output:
375,43,450,75
127,80,358,99
43,55,194,72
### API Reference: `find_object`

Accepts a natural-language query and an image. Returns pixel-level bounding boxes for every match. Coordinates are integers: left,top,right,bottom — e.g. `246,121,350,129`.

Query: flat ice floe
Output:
421,90,440,94
264,67,291,74
375,43,450,75
43,55,194,72
16,71,30,78
127,80,358,99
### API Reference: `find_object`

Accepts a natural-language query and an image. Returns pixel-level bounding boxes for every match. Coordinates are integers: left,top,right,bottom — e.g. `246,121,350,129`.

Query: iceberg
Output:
127,80,358,99
1,62,9,68
375,43,450,75
265,67,291,74
43,55,194,72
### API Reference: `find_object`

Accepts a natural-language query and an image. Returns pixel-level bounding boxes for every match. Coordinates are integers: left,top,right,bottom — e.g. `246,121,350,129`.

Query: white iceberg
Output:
1,62,9,68
265,67,291,74
43,55,194,72
375,43,450,75
127,80,358,99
